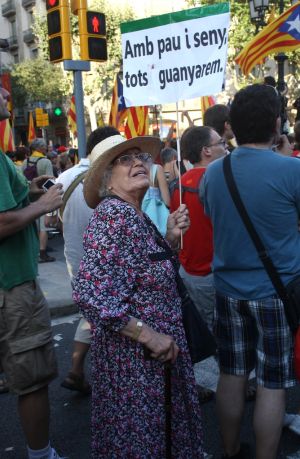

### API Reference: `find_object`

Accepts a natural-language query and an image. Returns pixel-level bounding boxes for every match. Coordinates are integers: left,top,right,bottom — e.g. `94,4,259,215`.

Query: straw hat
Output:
84,135,162,209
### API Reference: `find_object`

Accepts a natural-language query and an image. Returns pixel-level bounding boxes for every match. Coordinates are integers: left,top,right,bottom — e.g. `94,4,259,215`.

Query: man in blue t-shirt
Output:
201,84,300,459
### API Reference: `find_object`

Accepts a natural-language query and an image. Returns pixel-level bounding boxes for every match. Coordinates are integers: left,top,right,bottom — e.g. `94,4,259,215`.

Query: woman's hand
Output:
165,204,190,249
141,327,179,364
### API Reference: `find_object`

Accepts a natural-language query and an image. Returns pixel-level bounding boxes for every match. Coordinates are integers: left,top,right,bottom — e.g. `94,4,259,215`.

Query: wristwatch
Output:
133,320,143,341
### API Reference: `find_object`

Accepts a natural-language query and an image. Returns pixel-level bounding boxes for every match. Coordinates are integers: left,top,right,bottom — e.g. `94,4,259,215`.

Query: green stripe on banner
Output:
121,3,230,34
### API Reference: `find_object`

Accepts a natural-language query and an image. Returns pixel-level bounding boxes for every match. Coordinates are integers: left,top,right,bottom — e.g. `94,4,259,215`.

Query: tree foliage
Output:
10,57,69,107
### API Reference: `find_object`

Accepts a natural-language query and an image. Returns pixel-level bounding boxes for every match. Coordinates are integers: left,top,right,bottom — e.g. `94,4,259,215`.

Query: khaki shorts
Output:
0,280,58,395
74,317,91,344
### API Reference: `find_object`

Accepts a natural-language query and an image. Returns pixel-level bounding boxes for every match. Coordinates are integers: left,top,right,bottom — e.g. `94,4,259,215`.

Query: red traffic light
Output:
46,0,59,9
86,12,106,36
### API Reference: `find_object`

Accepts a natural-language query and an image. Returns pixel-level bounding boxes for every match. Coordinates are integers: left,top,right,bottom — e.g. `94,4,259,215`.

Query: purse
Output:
223,154,300,333
144,214,216,364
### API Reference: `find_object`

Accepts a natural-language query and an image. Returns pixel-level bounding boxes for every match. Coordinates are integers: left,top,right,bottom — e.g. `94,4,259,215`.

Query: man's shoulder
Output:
182,167,205,182
57,164,89,188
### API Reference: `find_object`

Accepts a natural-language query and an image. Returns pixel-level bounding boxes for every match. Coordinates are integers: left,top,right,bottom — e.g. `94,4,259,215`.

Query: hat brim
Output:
84,136,162,209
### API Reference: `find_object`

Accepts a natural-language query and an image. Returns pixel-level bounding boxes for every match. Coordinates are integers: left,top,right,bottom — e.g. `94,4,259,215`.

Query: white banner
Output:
121,3,230,107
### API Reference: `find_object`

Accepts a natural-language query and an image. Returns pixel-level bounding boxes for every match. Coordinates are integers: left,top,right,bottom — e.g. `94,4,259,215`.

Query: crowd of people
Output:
1,77,300,459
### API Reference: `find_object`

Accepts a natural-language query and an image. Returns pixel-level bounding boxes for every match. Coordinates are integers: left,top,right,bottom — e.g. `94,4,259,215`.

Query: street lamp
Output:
249,0,270,31
248,0,287,92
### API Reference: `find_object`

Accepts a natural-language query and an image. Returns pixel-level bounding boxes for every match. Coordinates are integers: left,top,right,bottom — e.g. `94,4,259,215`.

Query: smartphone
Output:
42,179,55,192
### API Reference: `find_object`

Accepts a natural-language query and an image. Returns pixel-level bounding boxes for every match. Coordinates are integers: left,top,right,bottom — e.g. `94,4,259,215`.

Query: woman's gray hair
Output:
98,164,113,198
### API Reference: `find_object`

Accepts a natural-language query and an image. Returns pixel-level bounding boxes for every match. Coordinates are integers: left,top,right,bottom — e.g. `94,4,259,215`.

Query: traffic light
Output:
46,0,72,63
53,106,63,116
78,10,107,62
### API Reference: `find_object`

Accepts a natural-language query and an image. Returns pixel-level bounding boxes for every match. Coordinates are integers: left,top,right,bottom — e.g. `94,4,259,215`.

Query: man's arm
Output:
0,183,63,240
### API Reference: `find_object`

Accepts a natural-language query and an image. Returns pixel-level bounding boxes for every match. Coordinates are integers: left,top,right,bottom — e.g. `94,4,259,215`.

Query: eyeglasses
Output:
205,139,226,148
113,152,152,167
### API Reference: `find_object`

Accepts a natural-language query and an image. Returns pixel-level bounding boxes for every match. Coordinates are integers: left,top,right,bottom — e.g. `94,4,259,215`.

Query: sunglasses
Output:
114,152,152,167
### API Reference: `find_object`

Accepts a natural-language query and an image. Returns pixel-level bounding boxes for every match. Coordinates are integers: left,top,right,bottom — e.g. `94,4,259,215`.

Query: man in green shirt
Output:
0,86,65,459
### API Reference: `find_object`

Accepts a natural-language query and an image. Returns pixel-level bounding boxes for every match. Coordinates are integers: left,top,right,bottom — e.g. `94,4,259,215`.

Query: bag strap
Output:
59,170,87,220
27,157,43,166
222,154,288,305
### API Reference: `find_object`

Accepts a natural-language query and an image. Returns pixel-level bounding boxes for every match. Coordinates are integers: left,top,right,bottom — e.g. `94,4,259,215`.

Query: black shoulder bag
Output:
143,214,216,364
223,154,300,332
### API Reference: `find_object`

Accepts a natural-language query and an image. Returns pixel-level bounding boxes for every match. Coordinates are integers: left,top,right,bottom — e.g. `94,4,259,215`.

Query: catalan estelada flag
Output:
109,75,128,129
124,107,149,139
201,96,216,117
68,95,77,137
0,119,15,152
236,2,300,76
28,112,36,143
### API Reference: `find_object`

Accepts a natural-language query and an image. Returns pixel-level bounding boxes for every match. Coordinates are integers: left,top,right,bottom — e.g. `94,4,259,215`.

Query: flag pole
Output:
175,101,183,248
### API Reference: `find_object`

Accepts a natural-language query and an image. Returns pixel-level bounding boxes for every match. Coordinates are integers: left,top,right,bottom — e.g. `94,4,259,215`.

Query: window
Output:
10,20,17,37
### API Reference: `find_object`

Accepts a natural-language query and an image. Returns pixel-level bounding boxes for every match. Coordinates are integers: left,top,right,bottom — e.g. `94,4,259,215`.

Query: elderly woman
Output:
73,135,203,458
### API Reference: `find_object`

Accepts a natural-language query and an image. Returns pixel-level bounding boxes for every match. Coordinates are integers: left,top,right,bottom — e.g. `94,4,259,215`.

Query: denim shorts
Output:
214,293,296,389
0,280,57,395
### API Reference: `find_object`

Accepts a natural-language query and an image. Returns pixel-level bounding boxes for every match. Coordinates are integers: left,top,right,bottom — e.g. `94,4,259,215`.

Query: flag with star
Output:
109,75,128,128
124,106,149,139
236,2,300,76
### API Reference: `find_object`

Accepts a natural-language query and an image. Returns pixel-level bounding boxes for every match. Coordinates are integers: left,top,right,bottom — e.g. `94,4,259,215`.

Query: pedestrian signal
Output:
78,10,107,62
86,12,106,35
46,0,72,63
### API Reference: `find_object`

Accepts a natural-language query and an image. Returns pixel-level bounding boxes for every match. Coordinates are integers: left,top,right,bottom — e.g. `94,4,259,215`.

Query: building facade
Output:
0,0,45,67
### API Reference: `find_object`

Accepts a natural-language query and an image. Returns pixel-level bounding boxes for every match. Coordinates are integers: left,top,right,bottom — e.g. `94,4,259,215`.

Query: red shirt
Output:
170,168,213,276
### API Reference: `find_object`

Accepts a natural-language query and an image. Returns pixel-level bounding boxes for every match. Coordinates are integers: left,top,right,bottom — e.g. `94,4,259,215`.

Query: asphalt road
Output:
0,315,300,459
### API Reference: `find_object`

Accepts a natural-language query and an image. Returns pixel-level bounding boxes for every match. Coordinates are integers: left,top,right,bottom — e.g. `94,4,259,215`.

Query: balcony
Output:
8,35,18,51
2,0,16,18
23,28,35,45
22,0,36,9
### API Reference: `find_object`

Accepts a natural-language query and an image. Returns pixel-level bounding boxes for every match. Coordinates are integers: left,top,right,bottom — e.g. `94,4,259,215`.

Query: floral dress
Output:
73,197,203,459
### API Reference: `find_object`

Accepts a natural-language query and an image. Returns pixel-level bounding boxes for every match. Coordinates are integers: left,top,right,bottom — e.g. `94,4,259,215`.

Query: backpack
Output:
23,157,43,181
170,169,203,204
168,160,187,196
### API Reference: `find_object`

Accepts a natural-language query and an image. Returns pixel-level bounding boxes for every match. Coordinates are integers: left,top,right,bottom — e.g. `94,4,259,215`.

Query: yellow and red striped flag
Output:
124,107,149,139
28,112,36,143
109,75,128,129
201,96,216,117
236,2,300,76
0,119,15,152
68,95,77,137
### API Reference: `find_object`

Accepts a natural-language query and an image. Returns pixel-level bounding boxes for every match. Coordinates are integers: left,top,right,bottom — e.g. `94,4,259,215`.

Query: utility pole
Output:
275,0,287,93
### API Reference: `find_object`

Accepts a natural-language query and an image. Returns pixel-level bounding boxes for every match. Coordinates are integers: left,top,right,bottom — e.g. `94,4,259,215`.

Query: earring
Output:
108,186,113,191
